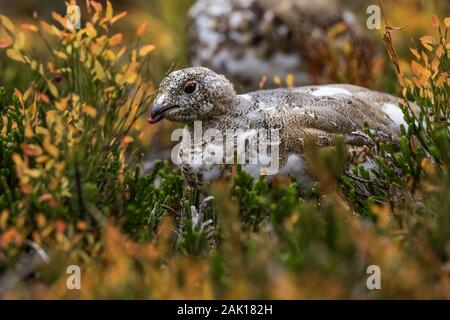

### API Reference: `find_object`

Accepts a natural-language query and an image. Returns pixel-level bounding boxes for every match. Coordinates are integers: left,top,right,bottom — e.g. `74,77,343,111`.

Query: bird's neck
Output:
225,94,258,118
184,94,259,131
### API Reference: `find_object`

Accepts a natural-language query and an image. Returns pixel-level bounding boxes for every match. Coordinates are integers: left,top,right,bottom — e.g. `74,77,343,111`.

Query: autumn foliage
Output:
0,2,449,299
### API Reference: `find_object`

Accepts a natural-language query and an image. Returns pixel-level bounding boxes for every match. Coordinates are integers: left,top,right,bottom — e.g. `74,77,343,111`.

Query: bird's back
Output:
243,84,403,135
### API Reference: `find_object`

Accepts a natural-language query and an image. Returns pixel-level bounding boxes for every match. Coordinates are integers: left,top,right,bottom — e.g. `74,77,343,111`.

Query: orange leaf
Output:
38,92,50,104
109,33,123,46
435,45,444,58
54,220,66,233
139,44,155,57
0,36,12,48
435,72,447,87
90,1,103,12
21,144,43,157
38,193,53,203
411,60,424,77
52,11,66,28
21,23,38,32
136,22,148,37
431,15,440,28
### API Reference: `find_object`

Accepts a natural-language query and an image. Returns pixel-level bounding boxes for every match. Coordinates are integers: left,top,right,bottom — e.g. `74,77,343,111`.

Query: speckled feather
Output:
151,67,404,191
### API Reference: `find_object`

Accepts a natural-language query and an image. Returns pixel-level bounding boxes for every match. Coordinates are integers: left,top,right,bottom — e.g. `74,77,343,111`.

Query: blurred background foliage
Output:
1,0,448,151
0,0,449,299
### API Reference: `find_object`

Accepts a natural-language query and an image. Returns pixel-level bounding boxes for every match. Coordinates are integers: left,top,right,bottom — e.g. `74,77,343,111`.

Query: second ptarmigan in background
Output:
149,67,406,191
187,0,379,90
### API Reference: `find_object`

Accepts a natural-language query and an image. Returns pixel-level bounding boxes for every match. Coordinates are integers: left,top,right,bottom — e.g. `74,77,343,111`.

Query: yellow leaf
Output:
94,59,106,80
370,203,391,227
445,17,450,28
327,22,347,38
116,46,126,59
51,25,62,38
103,50,116,60
286,74,294,88
123,135,134,144
36,213,47,227
82,104,97,118
30,60,37,70
39,21,54,35
0,15,15,33
85,22,97,38
54,50,68,60
6,48,25,63
98,115,106,127
47,80,59,97
36,126,49,135
0,36,12,48
421,51,429,66
43,138,59,158
23,87,33,101
409,48,421,61
51,11,66,28
56,97,69,111
26,169,42,178
111,11,127,24
273,75,281,86
25,123,33,139
139,44,155,57
106,1,113,20
0,209,9,230
115,73,124,85
124,72,137,84
421,158,436,176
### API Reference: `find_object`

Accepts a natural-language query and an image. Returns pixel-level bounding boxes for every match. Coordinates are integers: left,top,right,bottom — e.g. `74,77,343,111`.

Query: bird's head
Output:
149,67,236,124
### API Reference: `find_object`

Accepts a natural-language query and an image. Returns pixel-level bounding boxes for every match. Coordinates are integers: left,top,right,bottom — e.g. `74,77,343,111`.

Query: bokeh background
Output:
1,0,449,91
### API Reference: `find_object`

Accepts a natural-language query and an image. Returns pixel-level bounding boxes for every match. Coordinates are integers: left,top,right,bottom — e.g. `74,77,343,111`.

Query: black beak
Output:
148,102,179,124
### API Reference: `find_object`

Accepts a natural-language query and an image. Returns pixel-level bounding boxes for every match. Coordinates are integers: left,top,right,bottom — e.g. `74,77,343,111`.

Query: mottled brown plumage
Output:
150,67,404,190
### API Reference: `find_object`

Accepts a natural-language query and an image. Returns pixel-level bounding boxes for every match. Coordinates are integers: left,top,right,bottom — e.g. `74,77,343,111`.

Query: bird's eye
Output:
183,82,197,94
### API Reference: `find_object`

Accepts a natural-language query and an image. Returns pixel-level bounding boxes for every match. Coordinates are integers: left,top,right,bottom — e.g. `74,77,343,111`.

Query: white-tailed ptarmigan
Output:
187,0,378,89
148,67,405,191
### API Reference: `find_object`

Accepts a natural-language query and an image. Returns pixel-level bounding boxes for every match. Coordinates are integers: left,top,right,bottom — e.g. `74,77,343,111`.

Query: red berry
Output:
54,74,62,83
